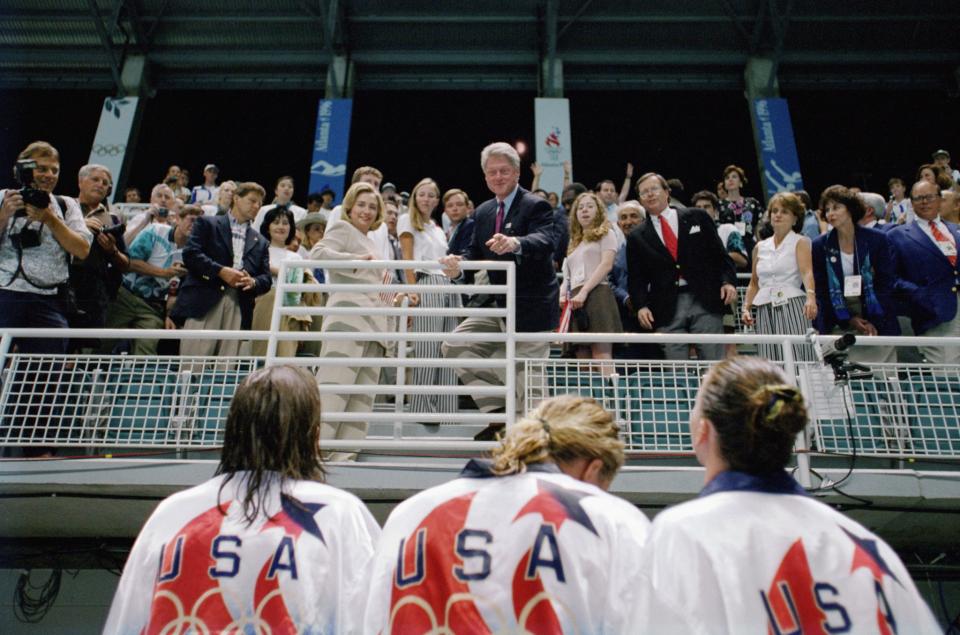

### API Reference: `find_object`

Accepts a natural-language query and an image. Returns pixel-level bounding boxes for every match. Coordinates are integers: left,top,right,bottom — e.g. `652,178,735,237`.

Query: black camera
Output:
156,207,169,219
12,159,50,216
9,227,42,249
93,222,126,239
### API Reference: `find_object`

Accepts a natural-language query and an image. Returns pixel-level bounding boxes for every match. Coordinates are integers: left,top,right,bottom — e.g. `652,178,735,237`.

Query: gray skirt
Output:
570,284,623,334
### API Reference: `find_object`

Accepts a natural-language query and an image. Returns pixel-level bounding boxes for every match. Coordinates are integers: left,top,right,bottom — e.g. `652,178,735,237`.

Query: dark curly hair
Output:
818,184,866,223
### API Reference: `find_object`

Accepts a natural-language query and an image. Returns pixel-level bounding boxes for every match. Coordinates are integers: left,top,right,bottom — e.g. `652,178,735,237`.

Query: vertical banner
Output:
752,98,803,201
308,98,352,204
534,98,572,195
88,96,139,204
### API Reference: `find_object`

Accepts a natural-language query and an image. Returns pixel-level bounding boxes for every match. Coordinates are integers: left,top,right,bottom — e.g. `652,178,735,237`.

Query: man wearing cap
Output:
296,211,327,282
189,164,220,204
933,150,960,185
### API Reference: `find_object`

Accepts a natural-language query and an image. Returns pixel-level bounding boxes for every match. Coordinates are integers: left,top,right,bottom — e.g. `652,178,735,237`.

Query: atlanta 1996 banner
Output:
308,98,352,204
534,98,573,195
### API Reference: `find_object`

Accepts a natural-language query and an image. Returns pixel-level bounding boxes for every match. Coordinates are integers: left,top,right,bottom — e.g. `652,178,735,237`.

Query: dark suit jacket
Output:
447,217,476,257
171,214,272,330
888,220,960,334
626,207,736,326
551,207,569,271
811,225,900,336
461,186,558,332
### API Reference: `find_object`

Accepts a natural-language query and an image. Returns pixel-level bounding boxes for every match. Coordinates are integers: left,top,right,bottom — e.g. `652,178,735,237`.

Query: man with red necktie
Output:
441,142,558,437
889,179,960,364
626,172,737,360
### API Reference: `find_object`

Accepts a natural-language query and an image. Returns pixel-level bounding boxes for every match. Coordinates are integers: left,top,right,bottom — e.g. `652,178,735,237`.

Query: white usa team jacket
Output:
104,472,380,635
363,459,651,634
634,470,941,634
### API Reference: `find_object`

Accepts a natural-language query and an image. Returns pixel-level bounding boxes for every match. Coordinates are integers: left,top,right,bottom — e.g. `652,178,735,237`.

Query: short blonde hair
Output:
342,181,385,231
351,166,383,184
18,141,59,162
490,395,624,483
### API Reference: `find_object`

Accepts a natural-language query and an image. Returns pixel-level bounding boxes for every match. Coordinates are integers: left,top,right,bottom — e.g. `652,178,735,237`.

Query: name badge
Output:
772,287,789,307
938,241,957,257
844,275,862,297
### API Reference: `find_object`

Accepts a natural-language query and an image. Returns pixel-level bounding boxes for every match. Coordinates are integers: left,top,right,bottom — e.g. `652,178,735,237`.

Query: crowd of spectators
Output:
3,139,960,453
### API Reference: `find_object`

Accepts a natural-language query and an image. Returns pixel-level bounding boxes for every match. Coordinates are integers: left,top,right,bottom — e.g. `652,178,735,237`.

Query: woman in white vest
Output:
742,192,817,361
397,177,461,422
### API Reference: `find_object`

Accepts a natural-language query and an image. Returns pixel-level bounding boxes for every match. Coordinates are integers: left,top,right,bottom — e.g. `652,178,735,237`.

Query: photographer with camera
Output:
67,164,130,345
0,141,92,350
0,142,92,457
123,183,176,245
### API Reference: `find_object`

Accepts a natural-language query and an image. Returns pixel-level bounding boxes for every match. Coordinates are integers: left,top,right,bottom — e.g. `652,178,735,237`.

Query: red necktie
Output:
929,220,957,266
495,201,505,234
659,214,678,261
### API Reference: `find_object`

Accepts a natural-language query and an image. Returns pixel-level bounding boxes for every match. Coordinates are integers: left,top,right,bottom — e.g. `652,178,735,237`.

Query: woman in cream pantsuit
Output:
311,182,389,461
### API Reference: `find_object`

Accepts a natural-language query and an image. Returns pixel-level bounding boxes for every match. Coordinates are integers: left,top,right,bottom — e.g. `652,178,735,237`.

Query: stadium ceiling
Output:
2,0,959,93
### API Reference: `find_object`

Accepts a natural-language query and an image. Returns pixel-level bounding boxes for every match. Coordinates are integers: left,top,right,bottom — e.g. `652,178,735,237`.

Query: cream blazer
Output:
310,221,390,345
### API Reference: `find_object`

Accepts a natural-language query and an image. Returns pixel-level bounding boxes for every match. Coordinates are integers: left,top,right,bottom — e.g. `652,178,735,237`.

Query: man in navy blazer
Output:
441,142,557,432
446,216,475,257
172,181,272,357
888,180,960,363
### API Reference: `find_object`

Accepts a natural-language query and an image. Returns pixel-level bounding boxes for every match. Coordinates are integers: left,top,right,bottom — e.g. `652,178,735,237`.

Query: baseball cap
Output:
932,149,951,160
204,163,220,173
381,182,397,192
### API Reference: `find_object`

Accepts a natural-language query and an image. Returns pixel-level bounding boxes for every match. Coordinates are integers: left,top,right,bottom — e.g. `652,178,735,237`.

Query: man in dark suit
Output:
172,181,272,357
441,142,557,431
627,172,737,360
888,180,960,364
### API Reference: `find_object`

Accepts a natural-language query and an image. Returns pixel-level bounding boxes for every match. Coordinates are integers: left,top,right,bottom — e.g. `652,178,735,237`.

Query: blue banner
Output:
752,98,803,198
308,98,352,204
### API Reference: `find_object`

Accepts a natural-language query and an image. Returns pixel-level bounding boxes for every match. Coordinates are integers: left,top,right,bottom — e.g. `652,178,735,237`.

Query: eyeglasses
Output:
638,186,663,197
911,194,939,204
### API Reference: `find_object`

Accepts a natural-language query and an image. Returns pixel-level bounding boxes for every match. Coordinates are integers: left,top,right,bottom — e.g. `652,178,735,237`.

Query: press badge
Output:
844,275,862,297
772,287,788,307
939,241,957,258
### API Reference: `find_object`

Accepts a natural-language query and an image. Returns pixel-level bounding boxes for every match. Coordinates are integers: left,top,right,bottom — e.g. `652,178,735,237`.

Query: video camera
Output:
807,330,873,384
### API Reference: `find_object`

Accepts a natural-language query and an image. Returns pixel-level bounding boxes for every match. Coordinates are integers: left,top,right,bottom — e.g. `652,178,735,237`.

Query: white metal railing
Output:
1,262,960,466
267,259,517,435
